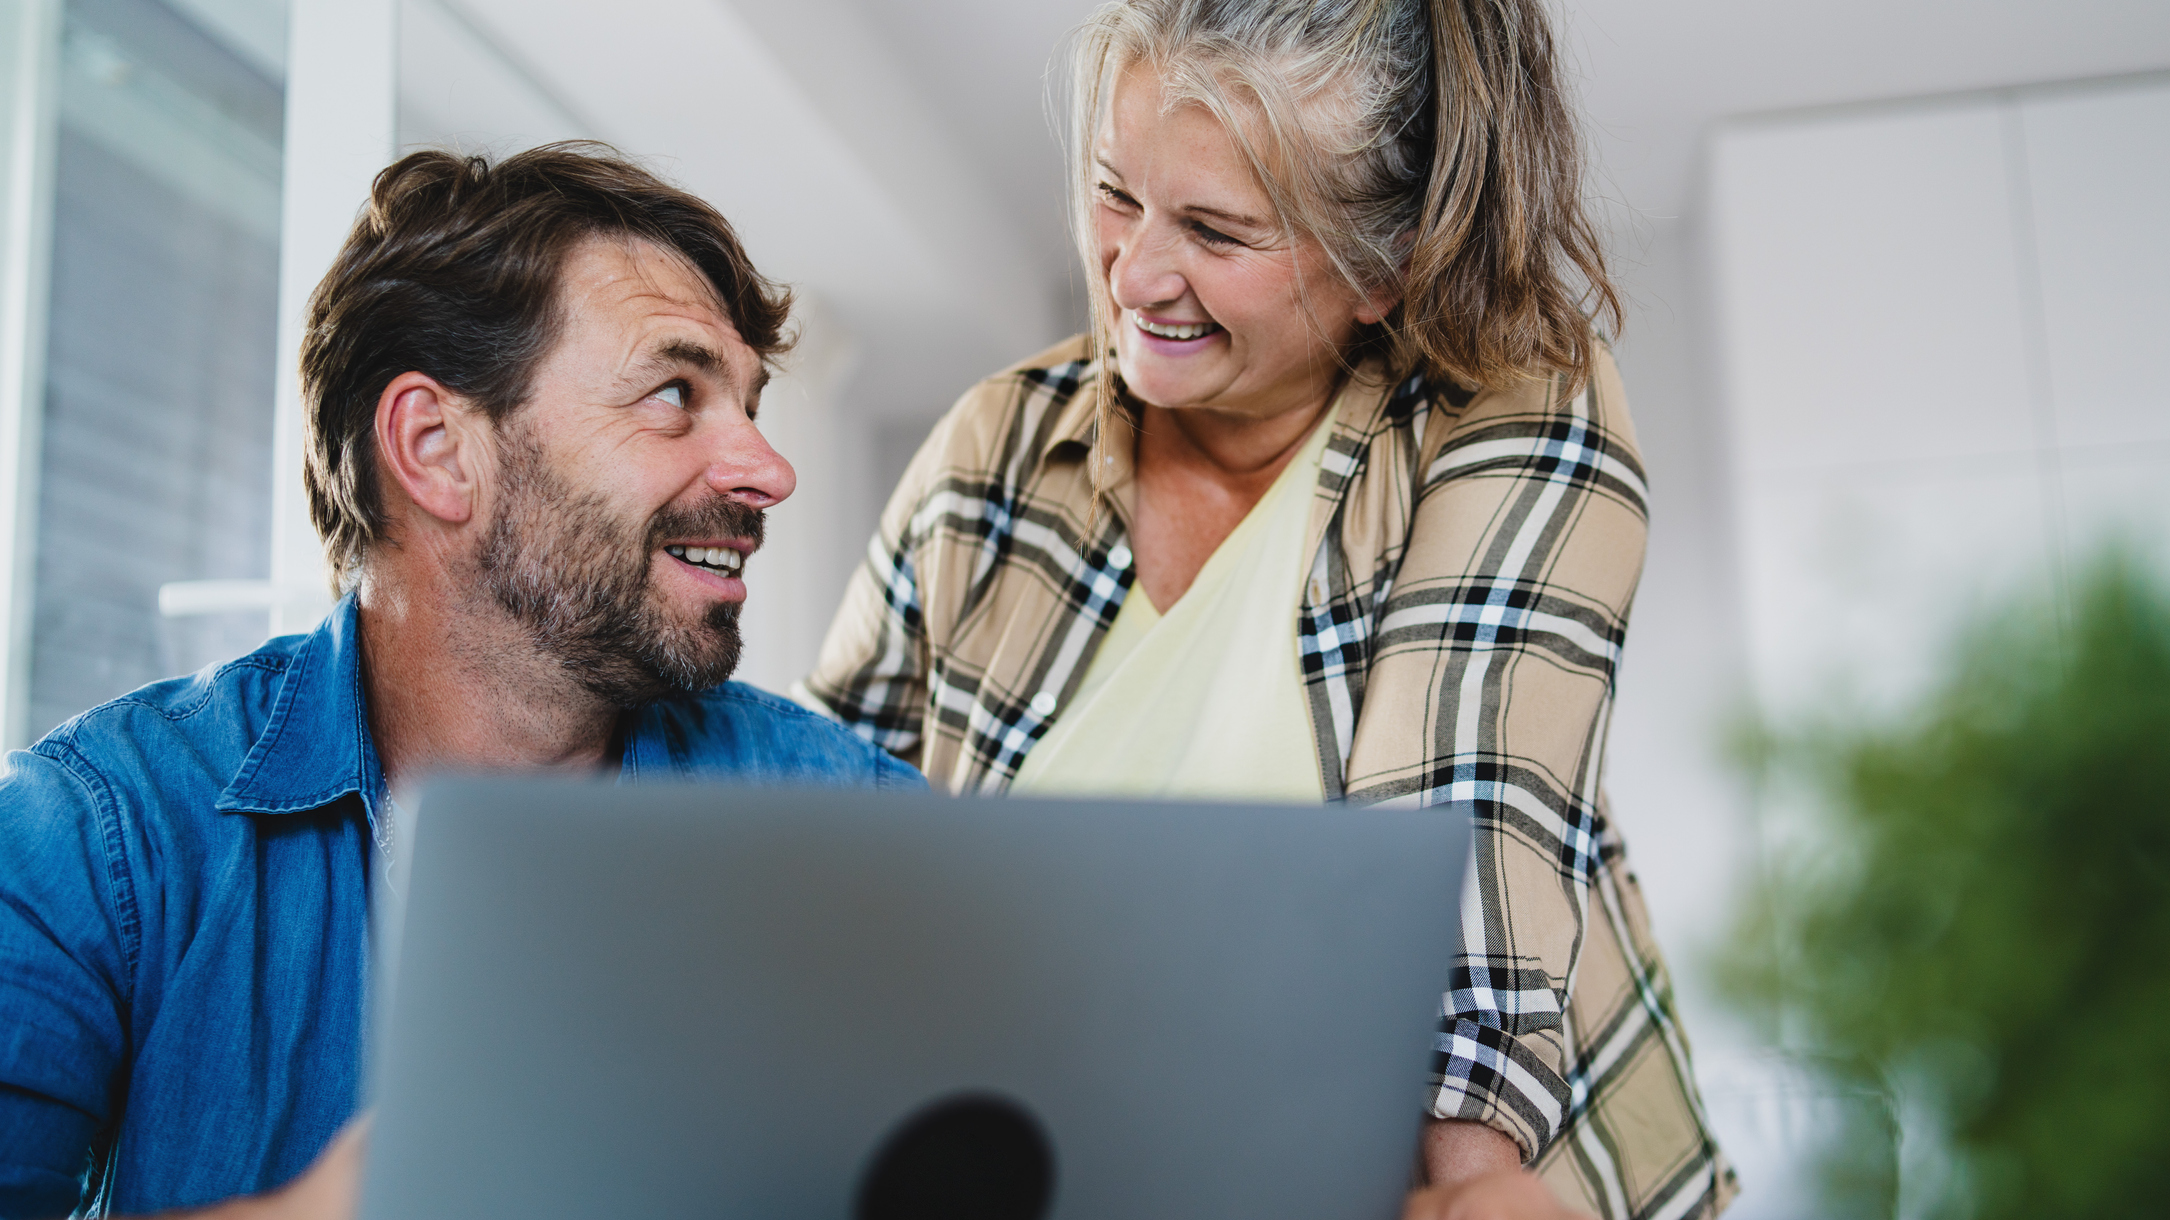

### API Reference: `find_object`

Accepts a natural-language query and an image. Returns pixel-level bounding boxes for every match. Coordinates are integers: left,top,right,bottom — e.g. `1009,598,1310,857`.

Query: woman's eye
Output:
1191,222,1238,247
1096,182,1135,209
654,382,687,408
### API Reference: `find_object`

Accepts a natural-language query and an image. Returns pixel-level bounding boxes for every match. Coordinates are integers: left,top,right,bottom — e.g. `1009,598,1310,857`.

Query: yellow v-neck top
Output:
1010,407,1332,802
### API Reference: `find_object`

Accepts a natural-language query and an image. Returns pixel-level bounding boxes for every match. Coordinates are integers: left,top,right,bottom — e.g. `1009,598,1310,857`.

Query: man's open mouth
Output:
1132,312,1222,341
665,544,743,574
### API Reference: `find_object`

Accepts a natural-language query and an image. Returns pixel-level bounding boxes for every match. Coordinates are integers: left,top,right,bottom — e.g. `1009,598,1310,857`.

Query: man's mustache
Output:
646,496,765,556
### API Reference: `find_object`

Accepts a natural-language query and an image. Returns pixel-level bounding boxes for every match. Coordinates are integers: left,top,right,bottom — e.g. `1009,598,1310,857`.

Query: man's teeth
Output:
664,544,743,572
1133,314,1220,340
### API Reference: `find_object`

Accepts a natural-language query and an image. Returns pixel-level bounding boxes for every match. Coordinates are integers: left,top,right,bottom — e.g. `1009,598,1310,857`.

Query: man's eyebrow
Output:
646,339,723,376
626,339,772,409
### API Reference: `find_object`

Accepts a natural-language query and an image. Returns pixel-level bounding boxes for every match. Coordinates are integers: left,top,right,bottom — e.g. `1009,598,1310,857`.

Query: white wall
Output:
1710,74,2170,722
1601,211,1758,1049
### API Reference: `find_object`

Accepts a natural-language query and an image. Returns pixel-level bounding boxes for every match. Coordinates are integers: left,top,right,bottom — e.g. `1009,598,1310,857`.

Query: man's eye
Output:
654,382,687,408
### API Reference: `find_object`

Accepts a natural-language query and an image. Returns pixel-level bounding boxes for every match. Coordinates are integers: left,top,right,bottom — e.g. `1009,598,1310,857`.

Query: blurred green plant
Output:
1723,552,2170,1219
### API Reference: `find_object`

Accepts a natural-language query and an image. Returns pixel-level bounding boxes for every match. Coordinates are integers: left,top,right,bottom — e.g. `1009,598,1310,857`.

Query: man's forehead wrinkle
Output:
572,232,728,318
619,232,730,316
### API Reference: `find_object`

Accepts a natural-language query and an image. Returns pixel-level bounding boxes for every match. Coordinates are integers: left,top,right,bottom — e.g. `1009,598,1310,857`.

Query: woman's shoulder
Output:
987,332,1098,383
1426,340,1640,461
874,335,1101,539
945,333,1098,428
912,334,1101,475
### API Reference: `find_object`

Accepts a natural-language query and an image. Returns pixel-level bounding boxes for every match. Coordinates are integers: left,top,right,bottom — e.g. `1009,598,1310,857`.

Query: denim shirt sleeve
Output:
869,742,925,791
0,745,133,1218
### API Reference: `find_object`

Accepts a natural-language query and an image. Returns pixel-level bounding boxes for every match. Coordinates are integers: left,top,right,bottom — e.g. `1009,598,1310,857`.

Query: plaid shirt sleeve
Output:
1340,351,1730,1214
802,342,1124,787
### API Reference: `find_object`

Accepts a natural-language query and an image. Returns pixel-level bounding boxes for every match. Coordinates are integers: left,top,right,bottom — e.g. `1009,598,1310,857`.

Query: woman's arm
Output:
1343,348,1651,1164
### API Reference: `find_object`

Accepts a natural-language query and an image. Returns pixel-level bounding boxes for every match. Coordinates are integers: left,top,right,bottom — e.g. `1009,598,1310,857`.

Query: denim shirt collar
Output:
208,596,717,817
214,594,385,821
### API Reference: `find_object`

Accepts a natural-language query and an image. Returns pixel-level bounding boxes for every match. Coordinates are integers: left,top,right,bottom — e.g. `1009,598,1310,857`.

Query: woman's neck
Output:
1125,381,1339,611
1142,395,1328,480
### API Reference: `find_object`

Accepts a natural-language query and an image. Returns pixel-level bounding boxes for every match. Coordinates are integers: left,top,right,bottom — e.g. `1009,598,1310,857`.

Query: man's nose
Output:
704,415,796,511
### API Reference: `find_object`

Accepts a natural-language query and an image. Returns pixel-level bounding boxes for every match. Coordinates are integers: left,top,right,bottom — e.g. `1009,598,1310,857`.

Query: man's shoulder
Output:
28,634,307,793
649,682,925,790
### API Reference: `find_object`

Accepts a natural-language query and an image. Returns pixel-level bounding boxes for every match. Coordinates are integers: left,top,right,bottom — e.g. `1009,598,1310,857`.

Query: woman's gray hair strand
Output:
1065,0,1619,468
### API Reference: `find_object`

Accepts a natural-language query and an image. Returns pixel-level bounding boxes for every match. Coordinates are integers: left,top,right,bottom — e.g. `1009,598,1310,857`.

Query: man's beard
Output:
474,425,762,709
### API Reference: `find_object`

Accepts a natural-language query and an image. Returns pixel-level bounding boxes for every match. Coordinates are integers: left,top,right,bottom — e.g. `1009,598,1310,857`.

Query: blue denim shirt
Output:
0,597,919,1218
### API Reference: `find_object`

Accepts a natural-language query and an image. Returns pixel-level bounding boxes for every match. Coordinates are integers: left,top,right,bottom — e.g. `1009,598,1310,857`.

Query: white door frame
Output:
0,0,61,750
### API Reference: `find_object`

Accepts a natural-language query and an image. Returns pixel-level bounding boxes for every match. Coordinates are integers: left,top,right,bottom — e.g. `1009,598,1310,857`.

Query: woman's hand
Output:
1408,1119,1593,1220
1402,1169,1596,1220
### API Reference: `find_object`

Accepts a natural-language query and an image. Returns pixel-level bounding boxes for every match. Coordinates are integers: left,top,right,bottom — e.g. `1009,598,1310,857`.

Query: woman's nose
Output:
1107,227,1186,312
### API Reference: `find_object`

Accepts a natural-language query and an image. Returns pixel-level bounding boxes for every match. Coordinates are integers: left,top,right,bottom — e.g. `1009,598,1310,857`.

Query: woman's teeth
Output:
665,544,743,573
1132,313,1221,341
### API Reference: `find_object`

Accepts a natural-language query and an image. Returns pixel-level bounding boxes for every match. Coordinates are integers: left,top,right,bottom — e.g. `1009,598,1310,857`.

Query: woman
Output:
801,1,1731,1216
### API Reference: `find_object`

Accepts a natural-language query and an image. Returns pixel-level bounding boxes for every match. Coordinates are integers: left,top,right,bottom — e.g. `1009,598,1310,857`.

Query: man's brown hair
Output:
300,141,793,589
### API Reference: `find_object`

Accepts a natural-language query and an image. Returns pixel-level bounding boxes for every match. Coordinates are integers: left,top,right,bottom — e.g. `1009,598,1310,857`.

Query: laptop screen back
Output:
362,781,1469,1220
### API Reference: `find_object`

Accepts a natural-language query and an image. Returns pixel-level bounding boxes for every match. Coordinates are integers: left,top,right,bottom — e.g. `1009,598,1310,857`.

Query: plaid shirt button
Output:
1030,691,1058,716
1109,543,1132,569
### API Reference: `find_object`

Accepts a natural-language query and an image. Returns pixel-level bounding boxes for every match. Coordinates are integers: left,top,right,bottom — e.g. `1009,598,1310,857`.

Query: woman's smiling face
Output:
1093,64,1389,422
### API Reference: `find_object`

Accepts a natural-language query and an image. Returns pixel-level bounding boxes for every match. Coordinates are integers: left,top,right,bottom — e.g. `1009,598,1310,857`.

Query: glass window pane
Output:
29,0,285,736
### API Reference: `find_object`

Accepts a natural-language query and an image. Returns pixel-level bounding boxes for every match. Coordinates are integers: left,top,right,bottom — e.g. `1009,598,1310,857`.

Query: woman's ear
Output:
1356,235,1413,327
1355,284,1401,327
375,371,483,527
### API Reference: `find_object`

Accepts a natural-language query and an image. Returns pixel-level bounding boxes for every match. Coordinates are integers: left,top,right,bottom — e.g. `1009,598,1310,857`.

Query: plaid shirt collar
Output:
1038,356,1412,534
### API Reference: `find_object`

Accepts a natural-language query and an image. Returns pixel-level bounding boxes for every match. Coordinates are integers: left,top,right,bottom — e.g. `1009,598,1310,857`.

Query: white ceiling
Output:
1566,0,2170,221
842,0,2170,276
398,0,1062,420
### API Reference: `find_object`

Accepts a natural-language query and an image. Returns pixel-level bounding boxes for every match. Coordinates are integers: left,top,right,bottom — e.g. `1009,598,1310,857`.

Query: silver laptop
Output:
361,781,1470,1220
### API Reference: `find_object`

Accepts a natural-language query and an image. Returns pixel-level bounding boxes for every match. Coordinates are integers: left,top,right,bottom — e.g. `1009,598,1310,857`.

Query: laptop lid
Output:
362,781,1469,1220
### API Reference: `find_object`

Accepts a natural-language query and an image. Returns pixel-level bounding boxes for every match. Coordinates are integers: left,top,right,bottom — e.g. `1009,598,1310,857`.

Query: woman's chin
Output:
1115,352,1228,411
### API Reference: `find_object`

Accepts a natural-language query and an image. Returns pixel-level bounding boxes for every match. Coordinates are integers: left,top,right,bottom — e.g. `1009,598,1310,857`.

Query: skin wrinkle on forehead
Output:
573,235,763,400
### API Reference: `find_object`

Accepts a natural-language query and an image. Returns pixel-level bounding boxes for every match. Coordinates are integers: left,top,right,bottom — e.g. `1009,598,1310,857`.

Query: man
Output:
0,145,918,1218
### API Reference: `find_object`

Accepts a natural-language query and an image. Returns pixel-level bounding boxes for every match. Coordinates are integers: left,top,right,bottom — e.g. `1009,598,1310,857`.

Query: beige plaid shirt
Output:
804,335,1735,1218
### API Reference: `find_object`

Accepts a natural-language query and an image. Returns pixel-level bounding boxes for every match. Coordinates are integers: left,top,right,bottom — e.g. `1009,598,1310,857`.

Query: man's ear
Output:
375,371,487,527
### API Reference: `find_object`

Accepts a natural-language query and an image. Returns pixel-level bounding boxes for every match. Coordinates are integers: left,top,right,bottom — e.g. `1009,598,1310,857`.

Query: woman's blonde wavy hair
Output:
1068,0,1619,476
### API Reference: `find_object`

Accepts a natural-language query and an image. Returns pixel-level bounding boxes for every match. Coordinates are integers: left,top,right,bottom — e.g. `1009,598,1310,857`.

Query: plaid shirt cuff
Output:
1428,1016,1573,1162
